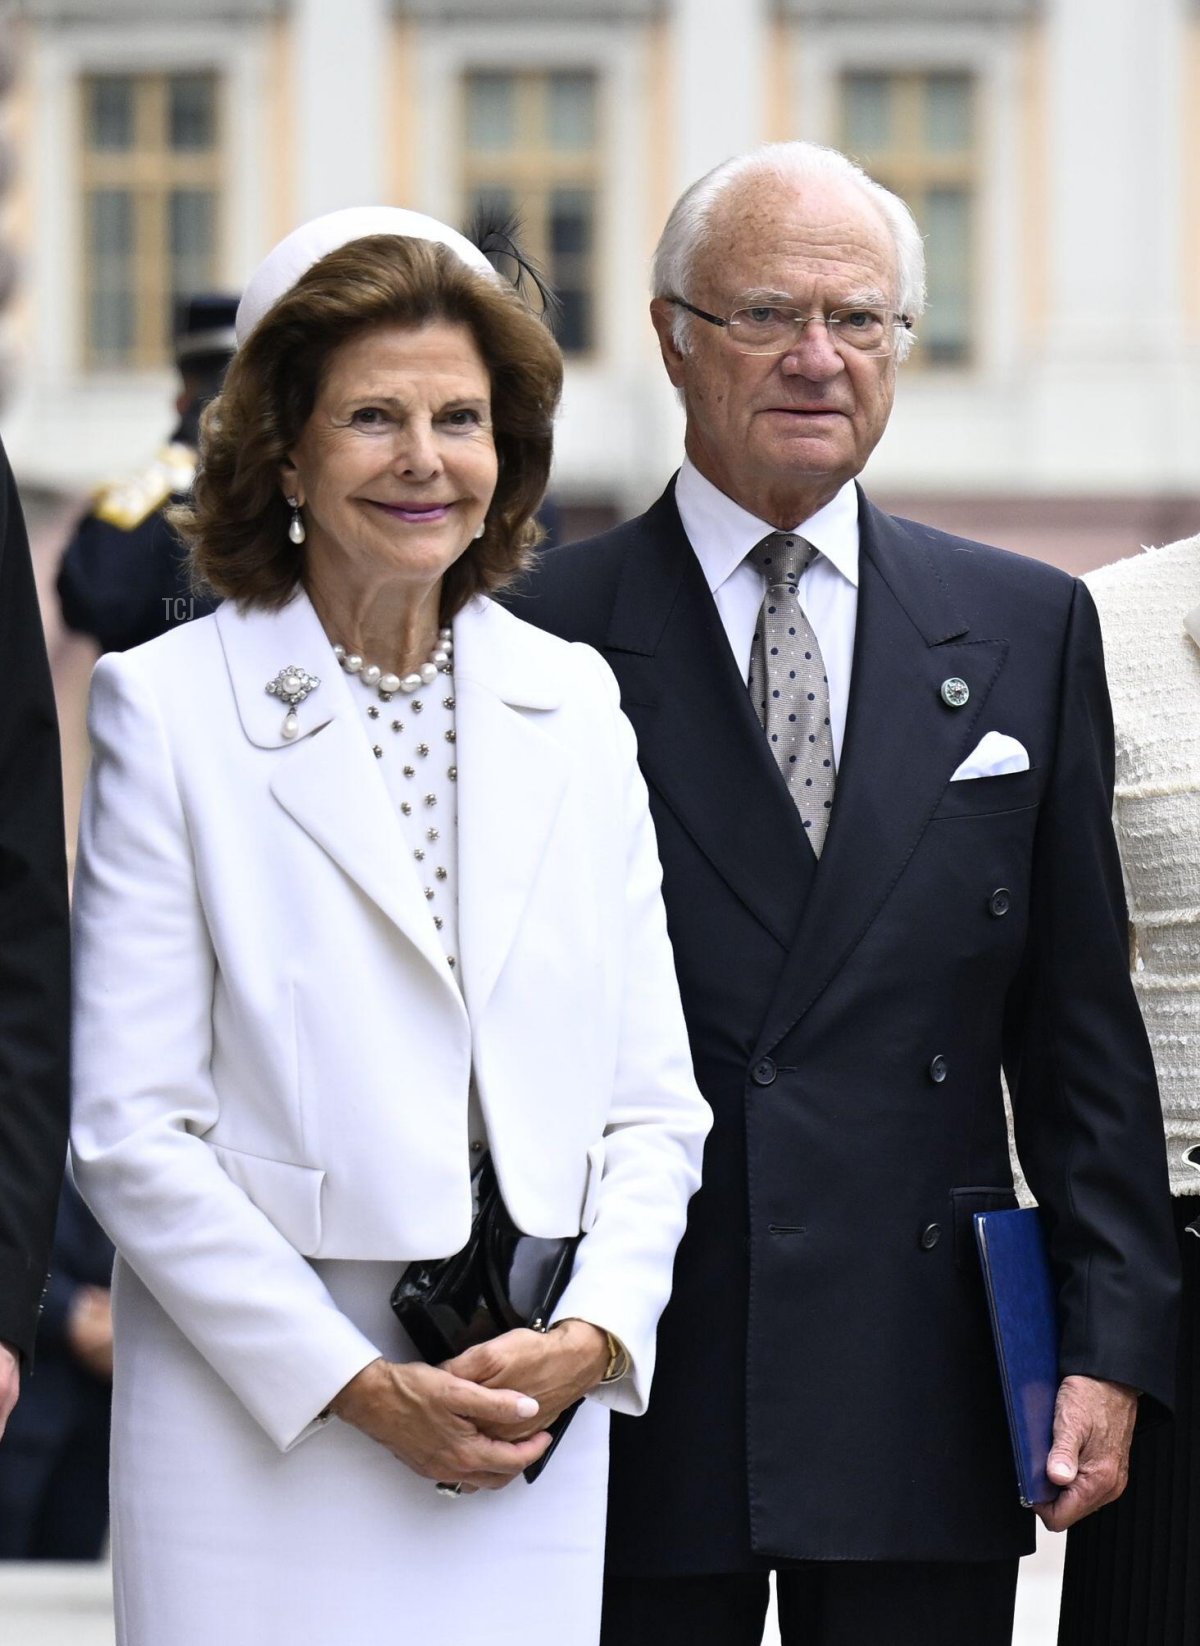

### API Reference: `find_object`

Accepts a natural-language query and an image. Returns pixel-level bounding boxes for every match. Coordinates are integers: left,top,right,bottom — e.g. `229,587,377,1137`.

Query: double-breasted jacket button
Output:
929,1054,948,1084
989,887,1011,917
751,1056,777,1087
919,1223,942,1250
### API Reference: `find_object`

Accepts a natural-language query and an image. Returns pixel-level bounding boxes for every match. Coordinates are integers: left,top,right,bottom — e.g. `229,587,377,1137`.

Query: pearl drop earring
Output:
287,497,306,545
473,522,485,541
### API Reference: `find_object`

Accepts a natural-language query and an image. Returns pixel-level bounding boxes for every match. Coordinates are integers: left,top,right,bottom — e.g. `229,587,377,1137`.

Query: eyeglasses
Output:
666,296,914,358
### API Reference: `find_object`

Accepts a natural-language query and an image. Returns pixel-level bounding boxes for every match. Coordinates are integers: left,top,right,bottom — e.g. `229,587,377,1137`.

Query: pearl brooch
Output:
265,664,320,741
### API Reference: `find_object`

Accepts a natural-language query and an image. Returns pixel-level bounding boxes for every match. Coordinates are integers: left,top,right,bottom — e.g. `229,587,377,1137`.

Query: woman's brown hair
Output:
174,235,563,615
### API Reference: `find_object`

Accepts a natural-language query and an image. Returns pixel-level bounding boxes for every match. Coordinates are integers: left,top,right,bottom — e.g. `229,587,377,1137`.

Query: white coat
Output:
70,587,710,1645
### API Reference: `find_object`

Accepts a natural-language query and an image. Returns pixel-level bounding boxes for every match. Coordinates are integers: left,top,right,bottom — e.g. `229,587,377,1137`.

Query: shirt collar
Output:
675,456,860,593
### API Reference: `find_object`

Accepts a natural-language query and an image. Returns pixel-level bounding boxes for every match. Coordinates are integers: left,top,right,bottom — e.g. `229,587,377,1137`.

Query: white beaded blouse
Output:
334,634,488,1160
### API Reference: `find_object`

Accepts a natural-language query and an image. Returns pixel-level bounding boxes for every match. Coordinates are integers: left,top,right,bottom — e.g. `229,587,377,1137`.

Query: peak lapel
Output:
453,599,568,1015
604,489,815,949
216,591,462,994
757,500,1008,1049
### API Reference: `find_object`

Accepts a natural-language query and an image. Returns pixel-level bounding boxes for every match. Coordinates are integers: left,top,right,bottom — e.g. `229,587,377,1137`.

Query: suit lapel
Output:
604,487,815,949
216,591,463,997
453,598,568,1015
756,498,1009,1050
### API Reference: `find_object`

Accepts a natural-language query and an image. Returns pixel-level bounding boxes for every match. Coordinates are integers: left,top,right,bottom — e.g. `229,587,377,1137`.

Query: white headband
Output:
235,207,500,345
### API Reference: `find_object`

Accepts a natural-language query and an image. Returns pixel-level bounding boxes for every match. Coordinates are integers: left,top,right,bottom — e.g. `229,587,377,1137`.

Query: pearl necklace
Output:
333,627,453,697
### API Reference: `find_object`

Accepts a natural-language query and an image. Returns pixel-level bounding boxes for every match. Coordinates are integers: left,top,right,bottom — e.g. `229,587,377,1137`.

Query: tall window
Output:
80,71,222,370
840,70,976,367
462,69,600,356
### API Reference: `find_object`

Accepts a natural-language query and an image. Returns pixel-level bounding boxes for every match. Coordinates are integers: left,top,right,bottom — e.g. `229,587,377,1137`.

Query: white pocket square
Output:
950,731,1030,782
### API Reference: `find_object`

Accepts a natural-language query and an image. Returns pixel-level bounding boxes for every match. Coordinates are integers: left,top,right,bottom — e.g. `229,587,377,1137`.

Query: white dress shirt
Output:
674,458,860,769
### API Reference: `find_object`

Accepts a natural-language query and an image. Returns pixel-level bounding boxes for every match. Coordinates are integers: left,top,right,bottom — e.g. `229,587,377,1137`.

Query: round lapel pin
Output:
940,677,970,709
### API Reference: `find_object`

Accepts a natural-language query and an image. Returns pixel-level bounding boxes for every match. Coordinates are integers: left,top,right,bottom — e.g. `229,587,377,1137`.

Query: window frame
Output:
790,17,1027,385
838,67,979,370
78,67,226,372
460,65,604,360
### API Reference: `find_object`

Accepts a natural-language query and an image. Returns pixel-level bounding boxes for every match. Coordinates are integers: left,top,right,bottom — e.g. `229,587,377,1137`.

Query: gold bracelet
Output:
555,1317,629,1383
601,1328,630,1384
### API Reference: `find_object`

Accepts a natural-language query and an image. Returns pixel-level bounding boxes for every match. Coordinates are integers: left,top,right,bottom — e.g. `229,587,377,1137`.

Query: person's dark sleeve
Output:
38,1178,114,1349
0,438,71,1360
1004,577,1179,1415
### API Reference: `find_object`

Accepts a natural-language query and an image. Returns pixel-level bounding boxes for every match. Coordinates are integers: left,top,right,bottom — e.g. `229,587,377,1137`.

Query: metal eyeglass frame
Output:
666,295,914,357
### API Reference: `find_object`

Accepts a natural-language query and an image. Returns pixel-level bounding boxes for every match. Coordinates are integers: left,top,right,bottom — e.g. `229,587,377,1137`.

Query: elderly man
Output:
0,439,71,1442
514,142,1178,1646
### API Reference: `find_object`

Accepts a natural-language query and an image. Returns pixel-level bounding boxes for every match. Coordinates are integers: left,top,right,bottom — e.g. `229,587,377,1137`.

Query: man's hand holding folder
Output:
1038,1374,1139,1532
975,1207,1141,1528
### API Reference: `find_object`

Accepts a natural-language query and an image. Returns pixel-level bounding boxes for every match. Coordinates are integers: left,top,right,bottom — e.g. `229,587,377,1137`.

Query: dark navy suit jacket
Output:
511,481,1179,1569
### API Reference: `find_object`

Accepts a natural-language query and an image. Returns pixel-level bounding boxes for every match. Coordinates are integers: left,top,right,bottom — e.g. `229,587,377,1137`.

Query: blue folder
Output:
973,1206,1060,1508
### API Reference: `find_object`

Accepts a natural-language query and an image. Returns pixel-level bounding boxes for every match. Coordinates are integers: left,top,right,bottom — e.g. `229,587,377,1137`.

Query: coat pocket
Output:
931,767,1041,821
209,1143,325,1255
951,1185,1019,1272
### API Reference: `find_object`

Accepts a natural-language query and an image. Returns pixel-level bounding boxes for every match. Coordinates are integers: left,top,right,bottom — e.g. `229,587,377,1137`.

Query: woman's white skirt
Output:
108,1255,610,1646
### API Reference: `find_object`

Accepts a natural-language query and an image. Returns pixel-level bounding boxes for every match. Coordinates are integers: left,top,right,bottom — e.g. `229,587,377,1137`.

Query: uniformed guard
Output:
57,293,238,653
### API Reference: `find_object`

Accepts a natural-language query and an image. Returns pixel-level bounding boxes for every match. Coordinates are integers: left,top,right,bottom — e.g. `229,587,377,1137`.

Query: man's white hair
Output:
652,141,927,364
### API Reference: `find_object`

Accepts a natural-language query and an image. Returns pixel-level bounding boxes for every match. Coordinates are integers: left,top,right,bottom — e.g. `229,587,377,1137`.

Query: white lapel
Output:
215,591,463,998
452,598,569,1015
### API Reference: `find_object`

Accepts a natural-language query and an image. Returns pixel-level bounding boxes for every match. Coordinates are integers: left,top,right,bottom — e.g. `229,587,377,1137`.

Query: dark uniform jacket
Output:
512,480,1179,1570
0,441,71,1360
56,419,217,654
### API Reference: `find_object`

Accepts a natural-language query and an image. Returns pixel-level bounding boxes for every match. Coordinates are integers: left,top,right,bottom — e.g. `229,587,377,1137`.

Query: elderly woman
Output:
69,209,709,1646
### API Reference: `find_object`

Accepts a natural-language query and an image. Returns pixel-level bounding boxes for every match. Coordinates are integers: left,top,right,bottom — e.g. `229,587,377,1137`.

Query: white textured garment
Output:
337,642,488,1159
1086,536,1200,1195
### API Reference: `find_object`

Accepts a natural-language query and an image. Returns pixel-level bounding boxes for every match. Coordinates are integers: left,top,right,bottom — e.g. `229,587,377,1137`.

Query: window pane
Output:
843,73,892,152
170,190,215,280
170,74,216,152
87,189,135,363
87,76,135,151
89,187,132,256
555,287,591,354
466,73,515,152
925,74,972,154
549,188,594,352
550,186,592,258
547,72,595,152
922,187,970,364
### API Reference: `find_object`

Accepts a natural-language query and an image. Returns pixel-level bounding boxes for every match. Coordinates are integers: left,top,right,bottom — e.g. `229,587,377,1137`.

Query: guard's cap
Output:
174,293,240,364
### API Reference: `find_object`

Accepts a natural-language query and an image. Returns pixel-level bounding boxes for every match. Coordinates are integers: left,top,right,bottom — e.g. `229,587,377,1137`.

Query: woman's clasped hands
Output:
330,1320,610,1494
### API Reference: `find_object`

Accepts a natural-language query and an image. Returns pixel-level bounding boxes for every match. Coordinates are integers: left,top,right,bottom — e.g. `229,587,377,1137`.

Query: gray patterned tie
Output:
747,531,837,856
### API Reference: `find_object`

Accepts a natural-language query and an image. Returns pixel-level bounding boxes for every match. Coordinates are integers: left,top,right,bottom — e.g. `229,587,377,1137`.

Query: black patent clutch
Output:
390,1155,583,1483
